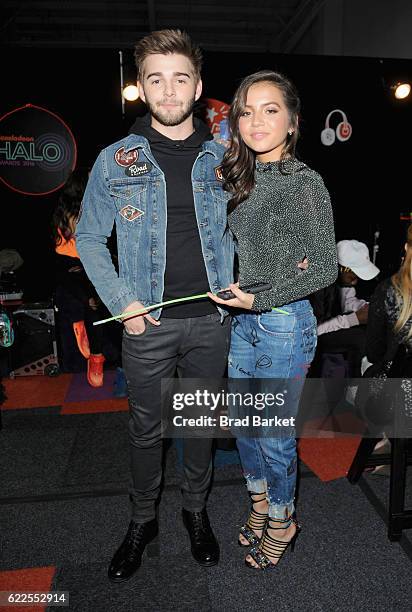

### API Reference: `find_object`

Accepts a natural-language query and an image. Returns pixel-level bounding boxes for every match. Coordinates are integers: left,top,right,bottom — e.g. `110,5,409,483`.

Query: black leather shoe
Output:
182,508,219,567
108,518,158,583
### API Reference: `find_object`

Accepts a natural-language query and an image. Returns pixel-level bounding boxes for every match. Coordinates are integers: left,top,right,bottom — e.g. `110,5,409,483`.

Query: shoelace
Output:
128,523,147,547
190,512,210,541
123,523,150,561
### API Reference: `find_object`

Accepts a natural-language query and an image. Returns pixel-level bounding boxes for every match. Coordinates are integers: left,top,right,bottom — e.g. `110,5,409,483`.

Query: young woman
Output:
356,224,412,472
52,169,107,386
208,70,337,569
366,224,412,377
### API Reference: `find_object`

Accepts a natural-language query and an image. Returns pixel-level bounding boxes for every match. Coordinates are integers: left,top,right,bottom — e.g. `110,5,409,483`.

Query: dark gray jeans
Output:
122,312,230,523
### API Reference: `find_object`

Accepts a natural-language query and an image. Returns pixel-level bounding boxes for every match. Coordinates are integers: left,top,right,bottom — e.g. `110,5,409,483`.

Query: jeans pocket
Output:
257,312,295,336
123,320,149,338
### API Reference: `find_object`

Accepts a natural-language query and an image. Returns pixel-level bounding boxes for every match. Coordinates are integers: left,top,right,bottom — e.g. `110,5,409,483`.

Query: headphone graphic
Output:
321,109,352,146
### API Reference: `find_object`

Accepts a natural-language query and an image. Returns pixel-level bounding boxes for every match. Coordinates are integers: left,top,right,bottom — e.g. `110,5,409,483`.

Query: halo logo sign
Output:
0,104,77,196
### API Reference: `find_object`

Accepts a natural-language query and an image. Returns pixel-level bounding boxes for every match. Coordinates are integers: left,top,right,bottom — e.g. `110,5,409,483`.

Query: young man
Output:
76,30,234,581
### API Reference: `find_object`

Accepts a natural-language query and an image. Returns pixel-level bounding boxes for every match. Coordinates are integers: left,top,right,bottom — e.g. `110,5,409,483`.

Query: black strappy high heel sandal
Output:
245,515,301,569
238,491,268,547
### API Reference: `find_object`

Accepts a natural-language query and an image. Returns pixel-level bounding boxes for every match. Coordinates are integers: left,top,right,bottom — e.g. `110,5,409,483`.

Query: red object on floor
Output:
2,375,72,410
297,412,365,481
87,354,105,387
72,320,90,359
298,436,361,481
61,398,128,414
0,566,55,612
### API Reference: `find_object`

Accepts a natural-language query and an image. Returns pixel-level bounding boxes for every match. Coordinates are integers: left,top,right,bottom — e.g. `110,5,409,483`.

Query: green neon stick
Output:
94,293,208,326
94,293,290,326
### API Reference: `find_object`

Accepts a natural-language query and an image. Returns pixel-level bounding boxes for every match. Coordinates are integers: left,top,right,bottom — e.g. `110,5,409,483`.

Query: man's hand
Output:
207,283,255,310
355,303,369,325
121,300,160,335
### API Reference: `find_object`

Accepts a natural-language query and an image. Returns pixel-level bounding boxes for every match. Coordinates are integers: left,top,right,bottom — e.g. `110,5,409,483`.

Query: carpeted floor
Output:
1,375,412,611
0,375,362,482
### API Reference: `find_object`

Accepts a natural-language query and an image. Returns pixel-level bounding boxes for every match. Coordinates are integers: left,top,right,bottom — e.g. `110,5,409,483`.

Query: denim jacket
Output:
75,133,234,320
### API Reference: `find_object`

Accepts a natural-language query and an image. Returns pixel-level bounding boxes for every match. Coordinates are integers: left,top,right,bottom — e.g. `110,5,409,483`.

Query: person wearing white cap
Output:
309,240,380,380
337,240,380,281
317,240,380,337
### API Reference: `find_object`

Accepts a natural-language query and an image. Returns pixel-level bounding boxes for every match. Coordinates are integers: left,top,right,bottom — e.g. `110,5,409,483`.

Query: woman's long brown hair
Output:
222,70,301,212
51,168,89,246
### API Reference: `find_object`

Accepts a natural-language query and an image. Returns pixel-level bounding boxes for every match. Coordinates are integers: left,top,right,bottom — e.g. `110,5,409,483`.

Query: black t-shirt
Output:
131,116,216,318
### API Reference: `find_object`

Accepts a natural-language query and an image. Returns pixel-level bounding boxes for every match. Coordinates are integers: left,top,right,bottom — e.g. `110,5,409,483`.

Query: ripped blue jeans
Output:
228,300,317,519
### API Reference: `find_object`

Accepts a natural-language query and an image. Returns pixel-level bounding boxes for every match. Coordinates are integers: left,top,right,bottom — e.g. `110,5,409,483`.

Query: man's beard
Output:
145,96,195,127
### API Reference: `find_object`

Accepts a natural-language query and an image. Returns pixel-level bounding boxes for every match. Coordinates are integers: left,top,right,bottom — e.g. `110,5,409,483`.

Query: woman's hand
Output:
207,283,255,309
298,256,308,271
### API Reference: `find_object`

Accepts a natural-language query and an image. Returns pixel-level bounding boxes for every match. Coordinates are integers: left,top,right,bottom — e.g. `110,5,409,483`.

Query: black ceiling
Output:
1,0,326,53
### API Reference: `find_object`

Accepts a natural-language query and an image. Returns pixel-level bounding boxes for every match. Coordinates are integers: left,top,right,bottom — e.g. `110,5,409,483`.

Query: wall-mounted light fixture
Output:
391,82,411,100
122,84,139,101
379,59,411,103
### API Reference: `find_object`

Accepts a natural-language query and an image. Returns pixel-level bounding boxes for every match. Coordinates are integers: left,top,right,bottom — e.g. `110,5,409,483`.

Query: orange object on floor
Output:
298,435,361,482
87,353,105,387
2,374,72,410
73,320,90,359
0,566,56,612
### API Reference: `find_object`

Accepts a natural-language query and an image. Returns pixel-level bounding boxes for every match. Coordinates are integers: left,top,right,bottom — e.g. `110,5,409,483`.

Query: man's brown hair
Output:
134,29,202,81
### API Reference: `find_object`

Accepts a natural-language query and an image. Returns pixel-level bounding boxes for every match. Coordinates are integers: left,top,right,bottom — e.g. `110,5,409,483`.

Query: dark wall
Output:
2,48,412,300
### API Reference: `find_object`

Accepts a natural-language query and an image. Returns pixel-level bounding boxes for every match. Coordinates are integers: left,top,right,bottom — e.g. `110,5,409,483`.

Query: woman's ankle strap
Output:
248,491,267,503
267,516,293,529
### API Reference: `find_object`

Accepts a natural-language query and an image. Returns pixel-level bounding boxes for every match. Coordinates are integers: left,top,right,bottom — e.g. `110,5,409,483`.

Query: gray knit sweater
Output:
228,158,338,311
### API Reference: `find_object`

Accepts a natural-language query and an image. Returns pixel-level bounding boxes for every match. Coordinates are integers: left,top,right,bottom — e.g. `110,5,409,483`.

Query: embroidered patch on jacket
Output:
125,161,153,177
214,165,224,181
119,205,144,221
115,147,138,167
